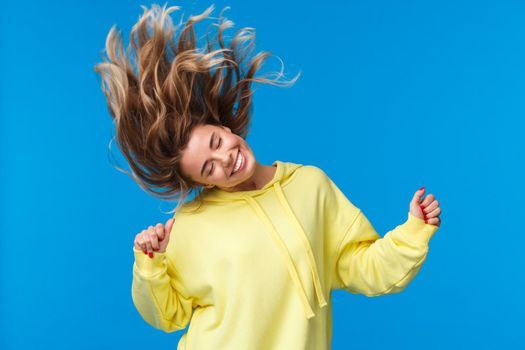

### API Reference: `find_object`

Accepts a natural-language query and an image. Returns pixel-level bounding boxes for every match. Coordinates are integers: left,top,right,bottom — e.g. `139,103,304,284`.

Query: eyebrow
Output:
200,131,215,177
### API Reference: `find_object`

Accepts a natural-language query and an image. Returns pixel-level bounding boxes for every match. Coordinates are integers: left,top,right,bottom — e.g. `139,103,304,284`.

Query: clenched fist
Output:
409,187,441,227
134,217,175,258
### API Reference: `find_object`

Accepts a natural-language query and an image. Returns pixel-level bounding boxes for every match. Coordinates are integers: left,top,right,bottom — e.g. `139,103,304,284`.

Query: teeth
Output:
233,151,243,173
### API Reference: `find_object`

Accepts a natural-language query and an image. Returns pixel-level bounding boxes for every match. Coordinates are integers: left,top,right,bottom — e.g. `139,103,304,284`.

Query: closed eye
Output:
209,138,223,176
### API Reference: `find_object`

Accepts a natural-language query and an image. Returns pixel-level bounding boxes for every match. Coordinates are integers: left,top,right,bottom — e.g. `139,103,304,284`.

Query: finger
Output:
145,227,154,254
148,226,160,251
134,239,143,252
134,234,142,250
420,193,435,207
137,234,147,254
155,223,165,241
425,206,441,218
411,187,426,205
134,237,144,251
427,217,440,226
165,217,175,238
422,200,438,214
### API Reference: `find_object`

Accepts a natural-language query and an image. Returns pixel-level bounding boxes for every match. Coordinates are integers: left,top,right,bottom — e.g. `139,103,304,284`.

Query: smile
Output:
232,149,245,175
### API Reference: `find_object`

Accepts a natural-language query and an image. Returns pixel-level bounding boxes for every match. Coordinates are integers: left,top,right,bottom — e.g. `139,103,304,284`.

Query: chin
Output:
230,167,253,189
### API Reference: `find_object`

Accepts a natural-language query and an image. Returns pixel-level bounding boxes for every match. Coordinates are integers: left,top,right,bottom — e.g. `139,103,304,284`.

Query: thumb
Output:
164,217,175,238
412,186,425,204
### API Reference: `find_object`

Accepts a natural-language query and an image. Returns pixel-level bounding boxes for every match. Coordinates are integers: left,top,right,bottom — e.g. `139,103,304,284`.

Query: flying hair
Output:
94,2,300,213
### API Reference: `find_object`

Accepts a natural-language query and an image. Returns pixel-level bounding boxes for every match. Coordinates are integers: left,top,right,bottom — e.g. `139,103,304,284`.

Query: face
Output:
180,124,257,191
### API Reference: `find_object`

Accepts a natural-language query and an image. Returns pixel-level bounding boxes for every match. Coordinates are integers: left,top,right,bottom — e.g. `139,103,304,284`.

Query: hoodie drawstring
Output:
273,182,328,312
240,182,327,319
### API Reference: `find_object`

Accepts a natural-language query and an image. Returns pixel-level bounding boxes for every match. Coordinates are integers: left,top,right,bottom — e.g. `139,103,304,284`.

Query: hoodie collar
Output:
198,160,328,319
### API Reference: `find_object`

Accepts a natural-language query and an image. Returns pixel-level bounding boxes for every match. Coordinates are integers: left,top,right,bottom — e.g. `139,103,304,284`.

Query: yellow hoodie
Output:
131,160,439,349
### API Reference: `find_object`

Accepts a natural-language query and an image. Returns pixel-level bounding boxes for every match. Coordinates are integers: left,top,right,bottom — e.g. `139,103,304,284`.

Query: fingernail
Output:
420,205,425,212
148,252,154,258
419,186,425,191
425,219,428,224
143,251,147,255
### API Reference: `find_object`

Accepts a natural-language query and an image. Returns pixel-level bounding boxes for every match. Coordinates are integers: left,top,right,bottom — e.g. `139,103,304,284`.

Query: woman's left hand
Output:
410,187,441,227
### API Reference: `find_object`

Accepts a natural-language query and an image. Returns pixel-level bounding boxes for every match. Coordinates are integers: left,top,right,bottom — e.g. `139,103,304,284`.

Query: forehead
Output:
181,124,216,178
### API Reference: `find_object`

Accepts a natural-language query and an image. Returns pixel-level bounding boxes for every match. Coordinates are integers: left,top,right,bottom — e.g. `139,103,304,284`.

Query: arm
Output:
313,166,439,295
131,247,194,332
333,210,438,296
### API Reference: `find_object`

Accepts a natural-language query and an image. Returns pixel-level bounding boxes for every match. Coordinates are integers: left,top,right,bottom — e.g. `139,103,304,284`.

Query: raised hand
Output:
409,187,441,227
134,217,176,258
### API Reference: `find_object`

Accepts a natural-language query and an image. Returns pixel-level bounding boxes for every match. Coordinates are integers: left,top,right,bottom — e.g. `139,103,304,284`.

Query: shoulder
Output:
295,163,332,185
295,163,351,201
175,196,208,215
288,163,338,196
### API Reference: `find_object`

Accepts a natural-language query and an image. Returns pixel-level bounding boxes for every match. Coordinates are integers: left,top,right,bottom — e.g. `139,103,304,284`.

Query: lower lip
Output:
233,150,245,175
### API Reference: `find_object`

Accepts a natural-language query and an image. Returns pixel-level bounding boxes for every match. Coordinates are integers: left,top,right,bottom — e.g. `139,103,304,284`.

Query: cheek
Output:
219,167,230,179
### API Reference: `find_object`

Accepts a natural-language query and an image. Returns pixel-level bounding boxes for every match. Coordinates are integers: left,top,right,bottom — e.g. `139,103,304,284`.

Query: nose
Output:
213,149,233,168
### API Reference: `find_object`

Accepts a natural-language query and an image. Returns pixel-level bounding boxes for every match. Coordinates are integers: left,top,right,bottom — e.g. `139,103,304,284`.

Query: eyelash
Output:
209,138,222,176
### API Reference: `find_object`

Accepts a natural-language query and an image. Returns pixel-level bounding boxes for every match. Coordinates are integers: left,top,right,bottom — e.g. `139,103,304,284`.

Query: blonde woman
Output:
94,3,442,349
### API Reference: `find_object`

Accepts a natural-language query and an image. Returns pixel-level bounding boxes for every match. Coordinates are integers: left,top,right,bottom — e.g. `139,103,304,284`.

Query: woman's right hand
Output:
134,217,175,258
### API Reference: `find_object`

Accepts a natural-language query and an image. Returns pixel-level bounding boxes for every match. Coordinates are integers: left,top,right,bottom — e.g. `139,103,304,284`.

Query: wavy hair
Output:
94,2,299,213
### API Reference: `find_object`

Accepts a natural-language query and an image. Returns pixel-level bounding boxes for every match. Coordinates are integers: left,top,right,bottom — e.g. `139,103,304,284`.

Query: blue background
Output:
1,0,523,349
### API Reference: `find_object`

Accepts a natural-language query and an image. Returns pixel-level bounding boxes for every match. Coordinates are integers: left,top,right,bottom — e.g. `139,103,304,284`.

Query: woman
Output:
94,3,442,349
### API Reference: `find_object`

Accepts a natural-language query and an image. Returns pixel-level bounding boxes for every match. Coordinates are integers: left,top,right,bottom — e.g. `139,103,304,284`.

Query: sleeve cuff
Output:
395,212,439,248
133,246,168,277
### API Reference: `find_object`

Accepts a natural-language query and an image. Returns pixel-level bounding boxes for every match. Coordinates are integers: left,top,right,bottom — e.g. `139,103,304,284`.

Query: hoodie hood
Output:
200,160,301,201
195,160,328,319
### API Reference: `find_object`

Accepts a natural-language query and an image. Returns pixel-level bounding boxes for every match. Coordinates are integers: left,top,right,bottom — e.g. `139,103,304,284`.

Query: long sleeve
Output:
131,247,194,332
333,210,438,296
317,167,439,295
